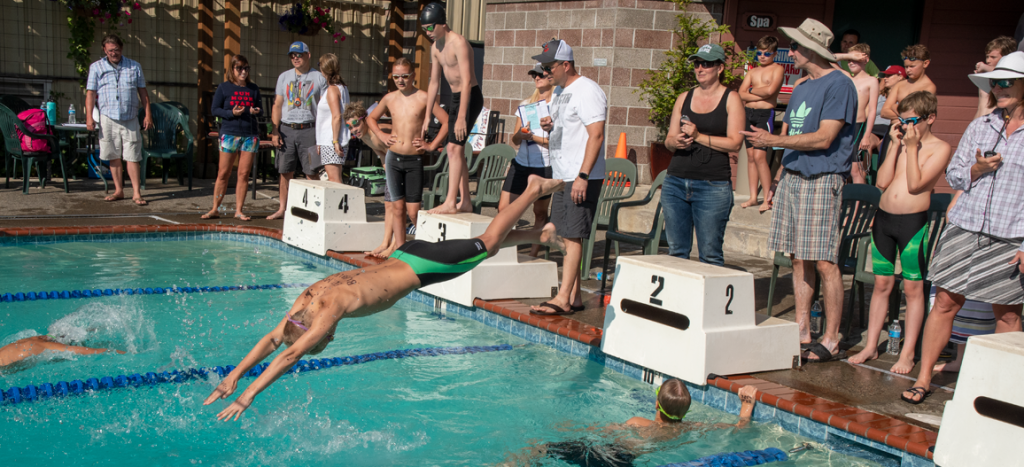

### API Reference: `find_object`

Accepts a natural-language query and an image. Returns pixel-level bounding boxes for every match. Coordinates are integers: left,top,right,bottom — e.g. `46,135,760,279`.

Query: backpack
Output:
16,109,52,153
348,166,386,197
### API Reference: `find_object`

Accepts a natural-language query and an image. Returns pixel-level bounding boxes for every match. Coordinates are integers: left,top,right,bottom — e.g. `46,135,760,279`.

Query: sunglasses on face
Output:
693,60,719,69
423,24,435,32
898,116,921,126
392,73,412,80
234,66,250,72
990,78,1020,89
789,43,800,53
756,51,775,57
289,53,306,60
542,62,562,74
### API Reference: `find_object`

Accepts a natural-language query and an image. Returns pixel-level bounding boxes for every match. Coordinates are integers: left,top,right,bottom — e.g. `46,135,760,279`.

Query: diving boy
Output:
366,58,449,257
847,91,951,374
738,35,785,211
204,175,566,420
420,2,484,215
847,43,880,184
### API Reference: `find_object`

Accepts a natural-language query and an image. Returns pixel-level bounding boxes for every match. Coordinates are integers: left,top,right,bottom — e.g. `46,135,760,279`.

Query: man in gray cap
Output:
530,39,608,316
740,19,858,363
268,41,327,220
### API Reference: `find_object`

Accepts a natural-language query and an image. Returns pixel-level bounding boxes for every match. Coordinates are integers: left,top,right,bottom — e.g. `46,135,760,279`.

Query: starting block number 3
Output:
649,275,734,314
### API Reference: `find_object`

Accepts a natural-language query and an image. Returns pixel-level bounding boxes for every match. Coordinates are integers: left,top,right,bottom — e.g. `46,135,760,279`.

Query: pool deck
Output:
1,177,952,462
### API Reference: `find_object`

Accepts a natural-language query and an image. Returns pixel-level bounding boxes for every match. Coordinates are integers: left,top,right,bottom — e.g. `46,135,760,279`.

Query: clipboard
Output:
517,100,550,132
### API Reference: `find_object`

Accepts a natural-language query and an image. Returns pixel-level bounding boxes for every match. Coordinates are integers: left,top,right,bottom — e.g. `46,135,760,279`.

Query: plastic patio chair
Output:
600,170,668,292
765,184,881,318
580,158,637,273
844,193,952,340
138,102,194,190
0,103,68,194
421,149,448,211
470,144,515,213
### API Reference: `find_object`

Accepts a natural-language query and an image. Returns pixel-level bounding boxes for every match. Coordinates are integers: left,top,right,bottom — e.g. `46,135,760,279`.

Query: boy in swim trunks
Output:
738,35,784,211
366,58,449,257
846,91,951,374
204,175,566,420
0,335,123,373
420,2,485,215
846,43,879,184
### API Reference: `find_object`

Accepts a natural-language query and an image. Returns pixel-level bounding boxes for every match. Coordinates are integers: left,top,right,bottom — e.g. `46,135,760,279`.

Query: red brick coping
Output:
0,223,935,460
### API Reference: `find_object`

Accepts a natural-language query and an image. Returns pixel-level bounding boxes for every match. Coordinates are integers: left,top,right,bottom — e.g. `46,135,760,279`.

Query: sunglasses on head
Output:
990,78,1020,89
423,24,435,32
902,56,920,62
693,60,719,69
392,73,412,80
898,116,921,126
756,51,775,57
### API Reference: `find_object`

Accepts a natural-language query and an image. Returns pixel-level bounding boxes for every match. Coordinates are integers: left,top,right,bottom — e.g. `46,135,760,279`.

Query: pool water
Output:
0,240,883,465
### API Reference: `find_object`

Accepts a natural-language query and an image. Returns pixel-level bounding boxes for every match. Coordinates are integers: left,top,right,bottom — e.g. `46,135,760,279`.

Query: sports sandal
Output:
900,386,933,405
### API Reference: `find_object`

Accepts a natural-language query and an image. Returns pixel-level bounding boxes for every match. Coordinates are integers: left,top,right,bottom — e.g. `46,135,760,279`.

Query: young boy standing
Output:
344,101,397,258
847,91,951,374
881,45,937,121
738,35,785,211
846,43,880,184
366,58,449,257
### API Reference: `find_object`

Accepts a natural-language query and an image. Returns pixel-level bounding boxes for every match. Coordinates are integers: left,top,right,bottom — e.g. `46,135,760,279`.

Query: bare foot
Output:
201,209,220,220
531,176,566,198
890,354,916,374
377,245,397,259
933,359,961,373
366,242,392,258
428,202,459,215
740,198,759,208
267,209,286,220
133,197,148,206
456,201,474,213
846,347,878,365
104,193,125,202
758,202,772,213
538,222,565,254
234,213,251,221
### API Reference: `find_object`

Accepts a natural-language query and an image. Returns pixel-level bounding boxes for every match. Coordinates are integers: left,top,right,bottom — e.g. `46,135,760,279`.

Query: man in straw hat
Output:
741,19,859,363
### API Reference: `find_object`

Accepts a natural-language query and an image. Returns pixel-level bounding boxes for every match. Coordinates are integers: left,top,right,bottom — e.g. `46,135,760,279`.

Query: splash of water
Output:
47,299,158,354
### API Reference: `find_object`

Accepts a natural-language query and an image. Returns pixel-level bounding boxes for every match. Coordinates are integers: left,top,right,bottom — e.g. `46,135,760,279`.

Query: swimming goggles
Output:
423,24,436,32
901,56,920,62
392,73,412,80
655,386,683,420
346,117,363,129
990,78,1019,89
287,318,309,330
897,116,921,126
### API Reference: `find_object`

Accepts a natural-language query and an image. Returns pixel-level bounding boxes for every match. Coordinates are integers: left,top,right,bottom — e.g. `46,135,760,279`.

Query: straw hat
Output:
777,19,837,62
969,51,1024,93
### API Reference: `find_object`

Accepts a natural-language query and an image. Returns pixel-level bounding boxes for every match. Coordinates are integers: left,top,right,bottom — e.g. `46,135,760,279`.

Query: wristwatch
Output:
578,172,589,181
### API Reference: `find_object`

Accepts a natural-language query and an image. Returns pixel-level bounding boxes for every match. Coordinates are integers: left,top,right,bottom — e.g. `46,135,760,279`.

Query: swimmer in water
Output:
204,175,567,420
0,335,124,373
499,380,759,467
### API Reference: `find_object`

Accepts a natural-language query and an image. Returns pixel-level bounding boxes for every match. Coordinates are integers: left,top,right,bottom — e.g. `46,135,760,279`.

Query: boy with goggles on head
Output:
881,45,936,123
739,35,785,212
847,90,951,374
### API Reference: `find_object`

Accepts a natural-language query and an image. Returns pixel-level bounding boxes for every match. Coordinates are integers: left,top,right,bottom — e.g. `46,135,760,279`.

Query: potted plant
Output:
279,1,344,42
635,0,745,179
53,0,139,84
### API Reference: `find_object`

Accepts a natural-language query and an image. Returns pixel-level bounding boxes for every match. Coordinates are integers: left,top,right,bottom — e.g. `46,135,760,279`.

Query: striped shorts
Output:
928,225,1024,305
767,171,844,263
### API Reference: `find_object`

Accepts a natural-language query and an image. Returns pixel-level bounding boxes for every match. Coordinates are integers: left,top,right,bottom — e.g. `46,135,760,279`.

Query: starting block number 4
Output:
283,180,384,255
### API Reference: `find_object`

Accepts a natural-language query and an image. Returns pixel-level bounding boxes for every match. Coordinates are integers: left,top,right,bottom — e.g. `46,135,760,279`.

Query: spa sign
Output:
742,13,775,31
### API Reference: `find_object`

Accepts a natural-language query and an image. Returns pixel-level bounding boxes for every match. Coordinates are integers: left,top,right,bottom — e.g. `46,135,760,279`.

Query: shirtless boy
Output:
204,175,566,420
738,35,784,211
420,2,484,214
881,45,936,121
0,335,122,372
846,91,951,374
344,101,398,258
846,43,880,184
366,58,449,257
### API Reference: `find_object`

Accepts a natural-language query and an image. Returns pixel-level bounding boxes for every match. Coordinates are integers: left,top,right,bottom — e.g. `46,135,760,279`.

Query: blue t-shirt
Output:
212,82,262,137
781,70,858,177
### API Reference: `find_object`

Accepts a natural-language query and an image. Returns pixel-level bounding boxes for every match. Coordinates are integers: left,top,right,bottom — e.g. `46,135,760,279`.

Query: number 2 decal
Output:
302,189,308,207
650,275,664,306
439,222,447,241
725,285,734,314
338,194,349,213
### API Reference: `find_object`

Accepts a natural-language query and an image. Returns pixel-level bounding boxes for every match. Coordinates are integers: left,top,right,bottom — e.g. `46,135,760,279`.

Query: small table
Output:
53,123,100,182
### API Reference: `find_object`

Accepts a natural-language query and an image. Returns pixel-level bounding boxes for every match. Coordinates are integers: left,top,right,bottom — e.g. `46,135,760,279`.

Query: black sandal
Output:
900,386,933,405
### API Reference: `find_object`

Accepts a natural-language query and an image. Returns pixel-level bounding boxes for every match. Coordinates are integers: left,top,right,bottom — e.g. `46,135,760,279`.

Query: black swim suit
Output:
389,238,489,287
385,150,424,203
546,440,637,467
744,108,774,151
870,209,929,281
447,86,485,147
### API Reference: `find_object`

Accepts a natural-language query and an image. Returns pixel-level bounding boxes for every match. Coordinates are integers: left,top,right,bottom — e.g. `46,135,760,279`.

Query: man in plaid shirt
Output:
85,33,154,205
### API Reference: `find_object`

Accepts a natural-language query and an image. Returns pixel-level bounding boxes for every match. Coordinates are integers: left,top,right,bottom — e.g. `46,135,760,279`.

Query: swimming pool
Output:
0,234,891,465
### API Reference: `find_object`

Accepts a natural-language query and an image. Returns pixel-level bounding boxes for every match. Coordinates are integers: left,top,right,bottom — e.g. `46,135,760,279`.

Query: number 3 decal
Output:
650,275,664,306
725,284,734,314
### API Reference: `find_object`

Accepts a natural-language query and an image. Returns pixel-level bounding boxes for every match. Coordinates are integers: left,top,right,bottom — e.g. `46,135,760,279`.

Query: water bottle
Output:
809,301,823,335
68,104,76,124
887,321,902,355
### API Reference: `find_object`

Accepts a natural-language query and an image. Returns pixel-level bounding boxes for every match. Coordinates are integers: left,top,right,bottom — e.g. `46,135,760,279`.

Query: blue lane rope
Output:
1,344,513,406
658,448,789,467
0,283,313,303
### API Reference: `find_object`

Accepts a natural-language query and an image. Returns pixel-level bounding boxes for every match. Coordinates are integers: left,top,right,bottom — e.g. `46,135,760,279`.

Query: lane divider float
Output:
1,344,513,406
0,283,313,302
658,448,789,466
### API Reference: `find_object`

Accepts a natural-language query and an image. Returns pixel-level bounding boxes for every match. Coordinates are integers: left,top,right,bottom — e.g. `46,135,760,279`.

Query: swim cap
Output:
420,2,446,26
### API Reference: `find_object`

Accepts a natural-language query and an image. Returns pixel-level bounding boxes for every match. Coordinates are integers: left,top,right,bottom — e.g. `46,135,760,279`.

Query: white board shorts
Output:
99,115,142,162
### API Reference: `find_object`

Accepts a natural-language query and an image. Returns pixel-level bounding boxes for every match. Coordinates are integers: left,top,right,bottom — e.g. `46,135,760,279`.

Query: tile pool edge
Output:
0,224,936,465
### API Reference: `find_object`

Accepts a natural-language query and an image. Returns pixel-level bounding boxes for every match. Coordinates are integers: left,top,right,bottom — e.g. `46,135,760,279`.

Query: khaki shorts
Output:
99,115,142,162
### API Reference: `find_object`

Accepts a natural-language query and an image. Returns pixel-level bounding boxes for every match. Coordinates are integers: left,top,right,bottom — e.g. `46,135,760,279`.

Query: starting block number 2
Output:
649,275,734,314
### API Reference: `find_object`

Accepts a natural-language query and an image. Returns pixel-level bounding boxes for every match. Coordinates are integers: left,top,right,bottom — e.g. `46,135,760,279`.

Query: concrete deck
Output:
1,176,955,435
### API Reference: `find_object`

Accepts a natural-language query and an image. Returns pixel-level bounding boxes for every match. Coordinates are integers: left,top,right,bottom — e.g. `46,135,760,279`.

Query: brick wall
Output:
482,0,724,184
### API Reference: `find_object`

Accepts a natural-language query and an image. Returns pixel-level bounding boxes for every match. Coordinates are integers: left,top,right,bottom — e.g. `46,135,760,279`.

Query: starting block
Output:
282,180,385,256
601,256,799,384
935,333,1024,466
415,212,558,307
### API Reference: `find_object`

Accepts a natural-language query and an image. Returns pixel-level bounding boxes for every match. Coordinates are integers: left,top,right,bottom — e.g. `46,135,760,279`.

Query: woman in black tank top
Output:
660,44,745,266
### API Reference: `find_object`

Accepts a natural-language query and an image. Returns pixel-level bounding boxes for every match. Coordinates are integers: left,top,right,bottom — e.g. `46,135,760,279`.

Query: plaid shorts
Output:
767,171,844,263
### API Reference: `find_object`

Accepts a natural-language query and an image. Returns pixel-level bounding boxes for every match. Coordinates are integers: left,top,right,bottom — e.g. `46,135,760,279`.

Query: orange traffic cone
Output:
613,133,630,187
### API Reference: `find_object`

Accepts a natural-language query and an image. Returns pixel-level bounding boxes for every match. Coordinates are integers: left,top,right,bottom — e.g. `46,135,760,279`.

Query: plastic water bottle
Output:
68,104,76,124
809,301,823,335
887,321,902,355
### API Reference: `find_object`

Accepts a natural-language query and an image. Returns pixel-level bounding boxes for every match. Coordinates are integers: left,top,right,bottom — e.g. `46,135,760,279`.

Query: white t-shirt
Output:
548,76,607,181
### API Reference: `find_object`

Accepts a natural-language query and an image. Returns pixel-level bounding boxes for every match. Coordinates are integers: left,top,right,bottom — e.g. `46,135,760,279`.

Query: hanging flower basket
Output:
279,1,335,37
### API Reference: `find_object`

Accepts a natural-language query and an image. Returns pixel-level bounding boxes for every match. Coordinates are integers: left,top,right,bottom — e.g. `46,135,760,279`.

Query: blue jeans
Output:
661,176,733,265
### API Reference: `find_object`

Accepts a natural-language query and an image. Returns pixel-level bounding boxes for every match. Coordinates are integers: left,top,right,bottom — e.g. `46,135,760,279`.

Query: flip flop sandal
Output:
900,386,933,405
569,304,585,312
530,302,575,316
801,343,835,363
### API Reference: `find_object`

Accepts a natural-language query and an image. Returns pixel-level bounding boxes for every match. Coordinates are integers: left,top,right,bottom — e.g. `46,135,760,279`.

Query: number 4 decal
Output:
439,222,447,241
302,189,308,207
338,194,349,213
650,275,664,306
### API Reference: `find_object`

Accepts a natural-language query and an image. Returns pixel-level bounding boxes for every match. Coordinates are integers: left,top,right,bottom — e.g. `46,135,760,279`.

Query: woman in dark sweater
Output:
203,54,262,221
662,44,745,265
